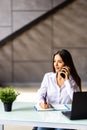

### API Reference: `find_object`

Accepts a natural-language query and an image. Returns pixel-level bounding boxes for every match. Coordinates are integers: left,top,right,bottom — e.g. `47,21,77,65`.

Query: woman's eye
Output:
59,61,62,63
54,60,56,63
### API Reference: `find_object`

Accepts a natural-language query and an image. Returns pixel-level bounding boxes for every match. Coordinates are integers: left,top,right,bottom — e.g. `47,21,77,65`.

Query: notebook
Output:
62,91,87,120
34,103,71,111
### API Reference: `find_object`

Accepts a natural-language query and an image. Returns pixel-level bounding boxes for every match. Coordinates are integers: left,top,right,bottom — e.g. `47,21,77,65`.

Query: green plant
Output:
0,87,19,104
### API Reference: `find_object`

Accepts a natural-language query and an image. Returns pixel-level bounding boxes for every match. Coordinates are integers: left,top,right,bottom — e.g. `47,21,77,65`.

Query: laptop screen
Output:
71,91,87,120
62,92,87,120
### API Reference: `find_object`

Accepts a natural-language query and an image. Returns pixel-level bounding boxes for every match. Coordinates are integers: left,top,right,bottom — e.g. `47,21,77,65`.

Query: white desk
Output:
0,102,87,130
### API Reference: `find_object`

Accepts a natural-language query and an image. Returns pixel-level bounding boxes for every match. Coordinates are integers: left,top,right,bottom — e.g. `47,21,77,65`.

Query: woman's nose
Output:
55,62,58,66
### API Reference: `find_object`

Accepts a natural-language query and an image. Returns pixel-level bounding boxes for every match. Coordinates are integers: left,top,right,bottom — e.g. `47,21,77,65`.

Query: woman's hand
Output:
57,66,70,87
60,66,70,80
39,102,49,109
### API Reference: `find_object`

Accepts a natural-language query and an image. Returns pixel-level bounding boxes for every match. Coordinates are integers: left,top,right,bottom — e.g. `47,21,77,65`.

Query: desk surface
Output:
0,102,87,129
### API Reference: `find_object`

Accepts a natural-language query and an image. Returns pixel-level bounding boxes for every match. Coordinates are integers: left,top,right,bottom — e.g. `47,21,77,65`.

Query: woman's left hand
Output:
60,66,70,80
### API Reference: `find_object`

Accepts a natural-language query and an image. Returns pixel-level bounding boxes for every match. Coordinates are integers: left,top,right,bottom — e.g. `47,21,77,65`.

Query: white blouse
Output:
37,72,80,104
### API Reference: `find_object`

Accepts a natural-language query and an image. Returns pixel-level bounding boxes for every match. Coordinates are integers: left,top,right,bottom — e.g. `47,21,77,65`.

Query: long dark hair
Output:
52,49,81,91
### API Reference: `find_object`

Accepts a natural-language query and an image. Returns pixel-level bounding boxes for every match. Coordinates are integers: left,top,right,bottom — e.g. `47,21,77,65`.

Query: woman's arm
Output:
37,73,50,109
64,76,80,100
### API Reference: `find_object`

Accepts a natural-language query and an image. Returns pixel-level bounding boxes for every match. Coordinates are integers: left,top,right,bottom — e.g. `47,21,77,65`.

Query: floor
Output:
4,85,87,130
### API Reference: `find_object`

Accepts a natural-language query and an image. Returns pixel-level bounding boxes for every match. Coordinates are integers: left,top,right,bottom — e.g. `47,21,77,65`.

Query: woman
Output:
37,49,81,130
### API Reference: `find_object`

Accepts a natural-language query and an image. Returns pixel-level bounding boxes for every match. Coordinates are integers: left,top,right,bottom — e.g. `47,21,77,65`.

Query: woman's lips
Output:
55,68,59,72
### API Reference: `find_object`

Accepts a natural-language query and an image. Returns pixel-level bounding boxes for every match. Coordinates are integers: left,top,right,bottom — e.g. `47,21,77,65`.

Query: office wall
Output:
0,0,65,40
0,0,87,87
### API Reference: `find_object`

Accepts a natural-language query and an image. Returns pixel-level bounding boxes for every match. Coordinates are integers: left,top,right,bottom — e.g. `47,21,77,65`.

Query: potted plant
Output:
0,87,19,111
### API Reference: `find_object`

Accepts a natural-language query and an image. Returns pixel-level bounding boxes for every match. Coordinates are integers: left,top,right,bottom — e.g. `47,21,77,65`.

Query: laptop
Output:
62,91,87,120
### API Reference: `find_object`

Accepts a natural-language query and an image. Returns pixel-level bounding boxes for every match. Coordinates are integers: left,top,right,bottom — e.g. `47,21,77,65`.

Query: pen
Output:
43,95,47,104
43,96,54,108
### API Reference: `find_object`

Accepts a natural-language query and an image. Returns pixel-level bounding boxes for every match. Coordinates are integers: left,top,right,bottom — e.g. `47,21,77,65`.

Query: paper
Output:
34,103,71,111
51,104,71,111
34,104,54,111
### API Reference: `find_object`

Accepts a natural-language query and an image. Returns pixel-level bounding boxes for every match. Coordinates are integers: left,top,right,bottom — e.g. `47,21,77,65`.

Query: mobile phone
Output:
60,66,66,78
60,72,65,78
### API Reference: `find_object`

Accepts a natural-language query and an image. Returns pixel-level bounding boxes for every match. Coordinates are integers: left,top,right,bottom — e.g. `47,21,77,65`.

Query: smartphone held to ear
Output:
60,72,65,78
60,66,70,78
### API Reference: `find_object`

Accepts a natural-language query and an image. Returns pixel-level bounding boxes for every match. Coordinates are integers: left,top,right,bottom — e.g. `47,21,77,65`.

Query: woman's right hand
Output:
39,102,49,109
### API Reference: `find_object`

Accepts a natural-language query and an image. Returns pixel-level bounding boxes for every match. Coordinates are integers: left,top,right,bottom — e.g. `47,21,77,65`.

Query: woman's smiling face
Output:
53,54,65,72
